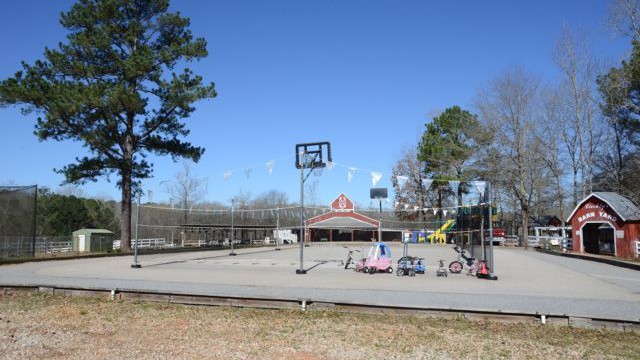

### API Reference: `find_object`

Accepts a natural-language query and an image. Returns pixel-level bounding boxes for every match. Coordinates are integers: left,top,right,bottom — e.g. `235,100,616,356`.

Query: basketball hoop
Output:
295,141,332,275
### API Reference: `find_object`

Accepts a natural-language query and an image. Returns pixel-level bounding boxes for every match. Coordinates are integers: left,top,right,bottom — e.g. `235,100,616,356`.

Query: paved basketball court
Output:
1,243,639,321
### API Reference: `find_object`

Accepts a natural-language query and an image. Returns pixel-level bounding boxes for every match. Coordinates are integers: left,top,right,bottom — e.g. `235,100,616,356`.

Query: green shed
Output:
72,229,115,253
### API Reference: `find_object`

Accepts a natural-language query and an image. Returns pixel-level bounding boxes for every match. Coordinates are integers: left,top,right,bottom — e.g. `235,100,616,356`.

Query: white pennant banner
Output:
449,180,460,195
423,178,433,190
404,204,409,210
371,171,383,187
443,210,448,216
266,161,275,175
433,208,438,216
474,181,486,198
326,161,335,170
223,171,233,181
396,175,408,188
347,167,357,183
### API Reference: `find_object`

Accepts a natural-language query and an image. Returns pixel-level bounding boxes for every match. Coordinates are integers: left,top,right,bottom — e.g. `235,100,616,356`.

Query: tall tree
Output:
476,68,541,249
0,0,216,250
418,106,490,207
607,0,640,40
554,26,599,197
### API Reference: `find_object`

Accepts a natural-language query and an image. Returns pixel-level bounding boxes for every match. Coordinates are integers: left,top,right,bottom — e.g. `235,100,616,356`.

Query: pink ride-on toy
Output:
355,242,393,274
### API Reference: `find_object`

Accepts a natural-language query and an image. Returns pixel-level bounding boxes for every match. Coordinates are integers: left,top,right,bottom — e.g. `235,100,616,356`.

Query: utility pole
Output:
229,198,236,256
275,207,281,251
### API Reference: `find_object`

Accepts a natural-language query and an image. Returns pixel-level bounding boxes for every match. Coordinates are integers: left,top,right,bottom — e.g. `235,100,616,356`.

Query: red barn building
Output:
305,194,380,242
566,192,640,258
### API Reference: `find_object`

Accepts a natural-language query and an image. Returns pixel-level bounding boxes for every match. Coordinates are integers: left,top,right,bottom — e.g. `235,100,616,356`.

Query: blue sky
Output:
0,0,630,208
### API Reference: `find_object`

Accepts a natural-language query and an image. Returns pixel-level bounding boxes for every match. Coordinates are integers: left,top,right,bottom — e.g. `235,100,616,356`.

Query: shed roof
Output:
72,229,114,235
566,192,640,222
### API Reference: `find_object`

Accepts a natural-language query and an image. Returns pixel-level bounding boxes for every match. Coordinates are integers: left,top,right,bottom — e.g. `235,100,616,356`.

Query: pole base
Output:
296,269,307,274
304,244,310,248
131,264,142,269
229,252,237,256
487,274,498,280
274,248,281,251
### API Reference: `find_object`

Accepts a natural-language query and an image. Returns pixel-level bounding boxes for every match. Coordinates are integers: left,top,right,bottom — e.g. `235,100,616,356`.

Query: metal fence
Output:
1,235,72,259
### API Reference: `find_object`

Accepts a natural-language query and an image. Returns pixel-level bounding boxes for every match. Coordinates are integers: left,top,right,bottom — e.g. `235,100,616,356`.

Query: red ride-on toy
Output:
355,242,393,274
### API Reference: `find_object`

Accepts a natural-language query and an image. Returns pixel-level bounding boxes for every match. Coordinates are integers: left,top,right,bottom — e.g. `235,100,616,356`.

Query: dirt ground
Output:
1,292,639,360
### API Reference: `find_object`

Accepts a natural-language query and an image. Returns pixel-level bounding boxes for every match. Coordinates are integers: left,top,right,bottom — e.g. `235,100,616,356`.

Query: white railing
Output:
528,235,572,250
40,241,72,253
113,238,167,250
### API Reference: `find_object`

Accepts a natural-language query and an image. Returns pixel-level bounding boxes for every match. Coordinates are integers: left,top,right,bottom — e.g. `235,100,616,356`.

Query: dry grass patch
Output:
0,291,639,359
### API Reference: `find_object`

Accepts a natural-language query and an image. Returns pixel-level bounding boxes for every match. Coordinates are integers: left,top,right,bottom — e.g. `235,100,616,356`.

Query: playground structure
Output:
427,219,455,244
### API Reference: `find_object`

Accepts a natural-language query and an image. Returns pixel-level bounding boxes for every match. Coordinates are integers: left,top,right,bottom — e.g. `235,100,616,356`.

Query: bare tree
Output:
166,161,208,225
476,67,542,248
540,86,568,219
554,26,600,197
608,0,640,40
253,190,289,208
391,147,429,222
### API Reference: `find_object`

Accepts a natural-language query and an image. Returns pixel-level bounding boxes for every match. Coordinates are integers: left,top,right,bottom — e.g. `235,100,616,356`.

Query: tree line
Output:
393,0,640,246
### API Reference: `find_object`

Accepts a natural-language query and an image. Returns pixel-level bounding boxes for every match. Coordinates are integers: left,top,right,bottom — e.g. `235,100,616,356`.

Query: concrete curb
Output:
535,248,640,271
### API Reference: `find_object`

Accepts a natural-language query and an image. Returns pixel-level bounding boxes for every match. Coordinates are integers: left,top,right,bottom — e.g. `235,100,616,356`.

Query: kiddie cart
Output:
396,256,426,276
355,242,393,274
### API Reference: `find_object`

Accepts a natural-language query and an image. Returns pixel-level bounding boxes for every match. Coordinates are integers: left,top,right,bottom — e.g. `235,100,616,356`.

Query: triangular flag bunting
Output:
244,167,252,179
326,161,335,170
371,171,382,187
475,181,486,198
396,175,408,188
449,180,460,195
223,171,232,181
443,210,448,216
423,178,433,190
347,167,356,183
266,161,275,175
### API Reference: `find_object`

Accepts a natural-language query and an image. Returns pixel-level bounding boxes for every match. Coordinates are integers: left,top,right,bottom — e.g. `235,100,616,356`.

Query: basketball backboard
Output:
295,142,331,169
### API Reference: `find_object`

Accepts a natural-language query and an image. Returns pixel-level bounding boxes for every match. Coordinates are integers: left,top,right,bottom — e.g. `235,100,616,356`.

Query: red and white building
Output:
305,194,381,242
566,192,640,258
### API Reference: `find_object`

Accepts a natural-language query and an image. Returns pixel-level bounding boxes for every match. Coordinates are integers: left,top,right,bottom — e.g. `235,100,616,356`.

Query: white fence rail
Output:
113,238,168,250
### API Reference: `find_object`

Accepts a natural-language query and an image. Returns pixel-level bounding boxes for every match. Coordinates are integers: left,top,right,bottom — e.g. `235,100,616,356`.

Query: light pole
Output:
229,198,236,256
487,182,497,280
131,190,142,268
370,188,388,242
275,207,281,251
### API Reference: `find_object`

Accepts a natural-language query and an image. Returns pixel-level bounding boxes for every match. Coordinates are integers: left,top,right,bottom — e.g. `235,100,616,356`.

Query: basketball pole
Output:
297,149,307,274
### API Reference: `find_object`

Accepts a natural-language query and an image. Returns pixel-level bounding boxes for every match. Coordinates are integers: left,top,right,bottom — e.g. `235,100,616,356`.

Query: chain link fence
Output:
0,186,37,259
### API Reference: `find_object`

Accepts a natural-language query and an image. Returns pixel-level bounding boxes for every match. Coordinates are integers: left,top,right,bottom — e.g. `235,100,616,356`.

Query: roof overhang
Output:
566,193,625,223
307,216,378,229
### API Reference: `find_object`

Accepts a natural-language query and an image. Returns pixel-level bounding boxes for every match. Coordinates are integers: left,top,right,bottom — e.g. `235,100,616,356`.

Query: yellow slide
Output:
428,219,455,244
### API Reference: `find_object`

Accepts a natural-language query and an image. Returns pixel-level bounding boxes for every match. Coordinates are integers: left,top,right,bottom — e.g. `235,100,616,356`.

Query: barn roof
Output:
306,216,378,230
566,192,640,222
